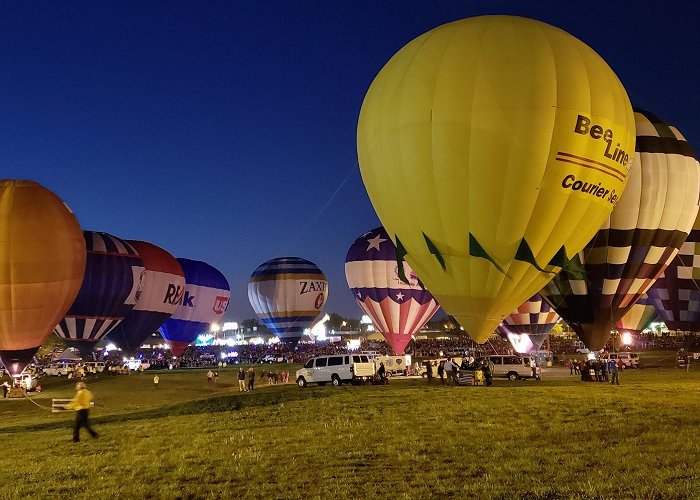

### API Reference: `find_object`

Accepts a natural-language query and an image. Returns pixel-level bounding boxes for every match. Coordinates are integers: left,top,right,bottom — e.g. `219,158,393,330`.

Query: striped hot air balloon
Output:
542,110,700,350
0,180,86,375
501,294,560,354
54,231,144,358
248,257,328,347
345,227,441,355
616,294,657,334
159,259,230,357
647,213,700,332
107,241,186,355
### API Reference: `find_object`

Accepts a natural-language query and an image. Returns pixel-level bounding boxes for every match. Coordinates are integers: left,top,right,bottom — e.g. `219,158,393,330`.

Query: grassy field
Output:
1,354,700,499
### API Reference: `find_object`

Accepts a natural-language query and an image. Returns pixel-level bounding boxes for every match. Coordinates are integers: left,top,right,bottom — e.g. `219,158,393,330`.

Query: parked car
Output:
296,354,375,387
486,355,535,381
600,352,640,369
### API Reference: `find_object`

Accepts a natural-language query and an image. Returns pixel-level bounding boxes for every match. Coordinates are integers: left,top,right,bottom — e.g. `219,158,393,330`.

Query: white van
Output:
372,354,412,376
600,352,639,369
296,354,375,387
42,362,77,377
487,355,535,381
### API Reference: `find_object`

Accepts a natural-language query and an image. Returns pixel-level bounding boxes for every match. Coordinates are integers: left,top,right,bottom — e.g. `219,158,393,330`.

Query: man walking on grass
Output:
66,381,98,442
153,374,159,389
609,359,620,385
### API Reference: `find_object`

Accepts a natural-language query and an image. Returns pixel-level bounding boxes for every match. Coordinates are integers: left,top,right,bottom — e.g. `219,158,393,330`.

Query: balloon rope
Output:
21,392,53,412
283,164,357,254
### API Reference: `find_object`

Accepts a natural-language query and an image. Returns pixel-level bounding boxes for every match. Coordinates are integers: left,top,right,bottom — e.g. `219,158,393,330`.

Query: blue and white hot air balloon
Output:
248,257,328,346
159,259,230,357
54,231,145,358
345,227,441,355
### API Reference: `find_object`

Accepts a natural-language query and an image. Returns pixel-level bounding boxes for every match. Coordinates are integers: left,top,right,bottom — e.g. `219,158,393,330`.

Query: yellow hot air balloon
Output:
0,180,86,375
357,16,636,343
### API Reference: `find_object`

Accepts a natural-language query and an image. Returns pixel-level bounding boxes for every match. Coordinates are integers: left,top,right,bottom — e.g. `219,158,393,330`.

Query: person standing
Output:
377,362,387,384
530,357,538,380
66,381,98,442
450,358,459,385
153,374,160,390
609,359,619,385
248,367,255,391
426,361,433,384
207,370,214,384
238,367,247,392
437,361,445,385
443,359,453,384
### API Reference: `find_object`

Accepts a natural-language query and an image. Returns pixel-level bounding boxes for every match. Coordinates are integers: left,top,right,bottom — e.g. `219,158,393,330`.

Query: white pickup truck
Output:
296,354,376,387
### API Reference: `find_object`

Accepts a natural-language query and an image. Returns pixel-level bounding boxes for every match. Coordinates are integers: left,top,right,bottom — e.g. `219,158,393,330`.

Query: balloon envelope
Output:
502,294,559,354
345,227,440,355
107,241,185,355
616,295,657,334
357,16,635,343
647,213,700,331
0,180,86,375
248,257,328,347
159,258,230,357
542,110,700,349
54,231,145,357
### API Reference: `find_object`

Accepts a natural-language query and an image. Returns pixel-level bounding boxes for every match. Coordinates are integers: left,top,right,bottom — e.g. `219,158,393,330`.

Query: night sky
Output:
1,1,697,322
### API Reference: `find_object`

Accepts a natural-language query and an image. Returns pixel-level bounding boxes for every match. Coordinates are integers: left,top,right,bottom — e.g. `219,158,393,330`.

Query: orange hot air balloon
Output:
0,180,86,375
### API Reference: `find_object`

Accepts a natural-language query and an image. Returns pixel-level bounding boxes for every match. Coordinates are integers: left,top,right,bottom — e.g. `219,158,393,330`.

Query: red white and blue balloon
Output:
501,293,560,354
159,258,230,357
107,241,186,355
345,227,441,355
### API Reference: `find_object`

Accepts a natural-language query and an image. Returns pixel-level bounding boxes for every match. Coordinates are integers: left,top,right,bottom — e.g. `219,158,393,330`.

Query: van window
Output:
352,355,361,363
630,353,638,359
315,358,327,368
328,356,343,366
360,355,369,363
490,357,503,365
304,359,314,369
345,356,349,364
504,356,520,365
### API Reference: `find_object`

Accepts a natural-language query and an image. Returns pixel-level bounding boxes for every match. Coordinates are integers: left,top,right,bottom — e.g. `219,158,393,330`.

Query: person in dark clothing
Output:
437,361,446,385
248,368,256,391
378,362,387,384
426,362,433,384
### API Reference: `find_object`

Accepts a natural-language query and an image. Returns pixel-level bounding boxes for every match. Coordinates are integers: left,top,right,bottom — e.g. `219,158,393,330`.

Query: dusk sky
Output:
2,1,697,322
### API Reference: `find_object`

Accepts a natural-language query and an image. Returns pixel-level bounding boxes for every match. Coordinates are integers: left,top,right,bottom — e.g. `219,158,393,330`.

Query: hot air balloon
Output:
54,231,145,358
0,180,86,376
501,294,560,354
345,227,441,355
357,16,636,344
107,241,186,355
542,110,700,350
616,295,657,335
248,257,328,347
159,259,230,357
647,213,700,332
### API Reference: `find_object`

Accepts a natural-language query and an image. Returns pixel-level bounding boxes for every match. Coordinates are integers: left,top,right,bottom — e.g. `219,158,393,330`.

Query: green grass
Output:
2,358,700,499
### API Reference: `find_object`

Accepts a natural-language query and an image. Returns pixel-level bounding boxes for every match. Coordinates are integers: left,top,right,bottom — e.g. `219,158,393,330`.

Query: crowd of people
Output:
566,358,623,384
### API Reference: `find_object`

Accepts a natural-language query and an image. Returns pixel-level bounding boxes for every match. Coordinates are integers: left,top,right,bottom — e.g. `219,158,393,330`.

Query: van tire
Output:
296,377,307,388
507,372,519,381
331,375,341,387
